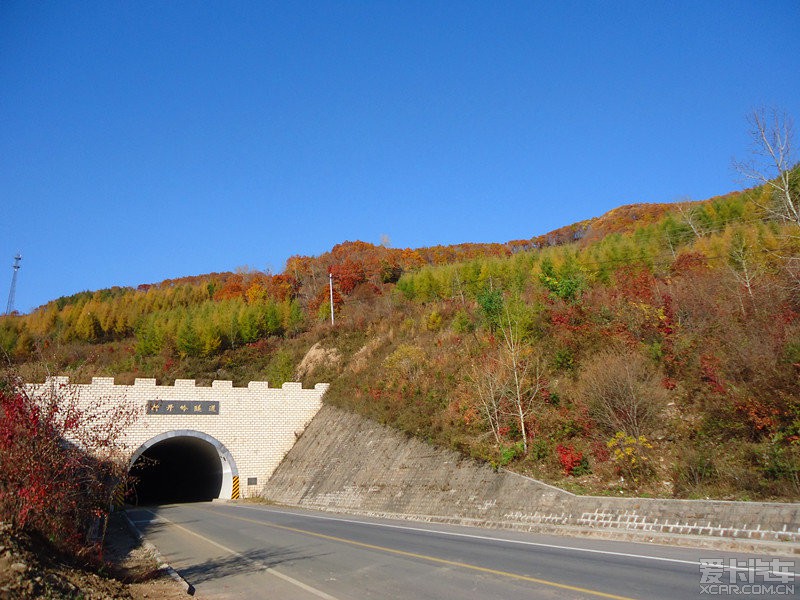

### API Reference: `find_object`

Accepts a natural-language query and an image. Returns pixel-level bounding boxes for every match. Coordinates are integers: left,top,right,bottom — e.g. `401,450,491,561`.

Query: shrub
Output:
607,432,655,484
426,310,443,332
672,444,718,496
451,309,474,334
785,338,800,366
498,441,524,466
556,444,590,476
529,437,550,462
539,257,586,302
763,434,800,494
265,350,295,387
0,377,136,558
577,349,668,438
553,347,575,372
383,345,426,381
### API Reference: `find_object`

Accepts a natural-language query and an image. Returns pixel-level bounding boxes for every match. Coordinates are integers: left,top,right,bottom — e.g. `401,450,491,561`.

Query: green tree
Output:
176,317,202,358
539,256,586,302
477,286,503,332
74,310,102,342
266,350,295,386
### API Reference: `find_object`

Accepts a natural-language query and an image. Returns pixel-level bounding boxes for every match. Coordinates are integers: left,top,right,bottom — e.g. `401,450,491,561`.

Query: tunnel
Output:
129,435,224,505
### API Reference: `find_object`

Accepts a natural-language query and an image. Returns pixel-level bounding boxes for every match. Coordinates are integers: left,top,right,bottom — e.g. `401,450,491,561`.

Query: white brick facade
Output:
25,377,328,500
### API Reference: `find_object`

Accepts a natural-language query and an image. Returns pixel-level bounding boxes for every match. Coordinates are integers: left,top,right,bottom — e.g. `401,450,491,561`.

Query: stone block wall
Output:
263,405,800,547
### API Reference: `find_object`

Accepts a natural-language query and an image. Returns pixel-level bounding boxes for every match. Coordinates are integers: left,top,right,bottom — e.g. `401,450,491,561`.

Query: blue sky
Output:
1,1,798,314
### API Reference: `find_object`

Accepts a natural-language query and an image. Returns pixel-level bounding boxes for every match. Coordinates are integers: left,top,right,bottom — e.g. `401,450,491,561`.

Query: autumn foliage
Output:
0,378,136,558
2,167,799,500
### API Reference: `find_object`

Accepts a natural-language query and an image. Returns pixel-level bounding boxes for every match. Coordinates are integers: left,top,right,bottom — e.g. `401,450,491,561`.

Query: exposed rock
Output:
296,342,342,379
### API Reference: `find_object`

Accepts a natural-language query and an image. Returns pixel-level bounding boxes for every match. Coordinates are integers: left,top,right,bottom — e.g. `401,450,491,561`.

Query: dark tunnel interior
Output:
130,436,223,505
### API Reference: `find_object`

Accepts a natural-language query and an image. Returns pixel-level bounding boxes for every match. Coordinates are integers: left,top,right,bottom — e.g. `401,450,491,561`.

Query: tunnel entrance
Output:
130,435,224,505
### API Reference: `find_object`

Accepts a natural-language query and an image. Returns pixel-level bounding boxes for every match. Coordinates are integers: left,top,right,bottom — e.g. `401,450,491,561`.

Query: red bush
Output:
700,354,726,394
0,379,137,557
590,440,611,462
556,444,586,475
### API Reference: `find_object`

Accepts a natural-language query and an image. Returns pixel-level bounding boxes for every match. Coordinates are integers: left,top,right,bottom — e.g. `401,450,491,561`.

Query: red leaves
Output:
590,440,611,462
266,274,299,302
0,383,137,557
658,293,675,337
734,397,780,438
330,260,367,295
700,354,726,395
556,444,586,476
549,305,588,332
310,286,343,313
670,251,709,276
613,268,656,303
661,377,677,390
213,279,245,301
779,305,799,325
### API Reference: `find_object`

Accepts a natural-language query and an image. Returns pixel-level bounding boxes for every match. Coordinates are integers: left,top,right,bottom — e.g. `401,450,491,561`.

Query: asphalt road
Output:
126,503,798,599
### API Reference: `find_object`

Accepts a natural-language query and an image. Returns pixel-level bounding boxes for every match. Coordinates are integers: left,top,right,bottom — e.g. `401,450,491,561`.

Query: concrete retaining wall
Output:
263,405,800,549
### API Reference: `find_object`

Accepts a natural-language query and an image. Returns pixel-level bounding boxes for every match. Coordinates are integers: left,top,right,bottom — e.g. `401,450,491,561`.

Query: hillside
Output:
2,174,799,501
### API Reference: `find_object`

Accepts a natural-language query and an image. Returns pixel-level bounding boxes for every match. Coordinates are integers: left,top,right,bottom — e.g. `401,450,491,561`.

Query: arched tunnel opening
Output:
130,436,223,505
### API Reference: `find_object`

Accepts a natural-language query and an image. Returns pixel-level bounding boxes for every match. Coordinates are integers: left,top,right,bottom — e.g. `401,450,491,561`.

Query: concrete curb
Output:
121,511,196,596
252,500,800,557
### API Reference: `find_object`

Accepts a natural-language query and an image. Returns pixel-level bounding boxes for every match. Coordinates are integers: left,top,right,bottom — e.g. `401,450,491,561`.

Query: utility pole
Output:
329,273,335,325
5,253,22,315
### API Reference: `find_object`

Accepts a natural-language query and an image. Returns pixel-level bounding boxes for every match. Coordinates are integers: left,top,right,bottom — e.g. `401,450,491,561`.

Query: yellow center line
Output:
195,505,638,600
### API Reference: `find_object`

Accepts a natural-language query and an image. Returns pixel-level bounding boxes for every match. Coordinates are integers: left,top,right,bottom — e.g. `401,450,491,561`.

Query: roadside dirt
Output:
0,514,198,599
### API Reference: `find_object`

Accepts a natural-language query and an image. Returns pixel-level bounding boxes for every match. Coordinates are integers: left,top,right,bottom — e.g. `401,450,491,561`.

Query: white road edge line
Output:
228,504,799,578
123,512,196,596
142,509,341,600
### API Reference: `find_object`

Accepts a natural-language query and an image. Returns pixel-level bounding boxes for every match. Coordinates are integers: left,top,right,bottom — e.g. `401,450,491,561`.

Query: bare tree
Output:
726,231,763,314
734,107,798,228
498,309,545,453
677,202,707,239
734,108,800,294
467,306,547,453
468,359,507,445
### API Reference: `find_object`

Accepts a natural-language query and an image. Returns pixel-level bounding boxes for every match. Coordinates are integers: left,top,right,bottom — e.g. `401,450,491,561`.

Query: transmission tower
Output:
5,253,22,315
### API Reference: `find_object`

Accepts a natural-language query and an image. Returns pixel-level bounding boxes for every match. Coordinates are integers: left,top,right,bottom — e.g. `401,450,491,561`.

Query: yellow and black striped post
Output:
112,484,126,510
231,475,240,500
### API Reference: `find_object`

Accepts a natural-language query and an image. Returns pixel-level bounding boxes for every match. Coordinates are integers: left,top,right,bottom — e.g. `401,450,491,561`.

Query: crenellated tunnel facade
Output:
25,377,328,504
